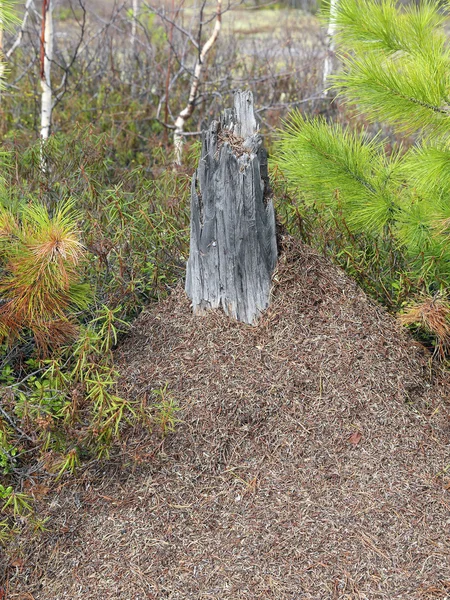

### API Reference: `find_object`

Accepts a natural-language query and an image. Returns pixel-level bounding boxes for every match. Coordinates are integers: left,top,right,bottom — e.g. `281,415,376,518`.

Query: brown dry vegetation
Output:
4,237,450,600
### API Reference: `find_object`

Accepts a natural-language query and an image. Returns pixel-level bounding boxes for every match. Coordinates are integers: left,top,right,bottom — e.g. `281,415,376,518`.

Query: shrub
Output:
0,201,90,352
275,0,450,351
0,127,192,539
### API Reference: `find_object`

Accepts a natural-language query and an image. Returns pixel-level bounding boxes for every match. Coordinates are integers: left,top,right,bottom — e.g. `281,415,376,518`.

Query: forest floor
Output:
5,237,450,600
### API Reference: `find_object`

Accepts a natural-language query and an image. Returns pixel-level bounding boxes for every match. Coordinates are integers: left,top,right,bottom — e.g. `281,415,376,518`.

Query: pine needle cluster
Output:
276,0,450,351
0,202,90,351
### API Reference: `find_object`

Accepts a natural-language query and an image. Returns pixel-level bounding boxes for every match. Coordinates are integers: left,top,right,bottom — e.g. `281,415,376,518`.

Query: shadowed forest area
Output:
0,1,450,598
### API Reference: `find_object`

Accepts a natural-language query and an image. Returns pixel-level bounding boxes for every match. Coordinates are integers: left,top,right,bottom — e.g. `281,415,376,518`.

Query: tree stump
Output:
185,91,277,325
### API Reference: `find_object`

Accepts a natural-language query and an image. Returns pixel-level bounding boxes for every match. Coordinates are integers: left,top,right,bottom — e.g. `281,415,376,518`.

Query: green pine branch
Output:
328,0,446,60
278,0,450,296
276,113,403,233
402,142,450,195
0,1,20,32
334,51,450,137
326,0,450,138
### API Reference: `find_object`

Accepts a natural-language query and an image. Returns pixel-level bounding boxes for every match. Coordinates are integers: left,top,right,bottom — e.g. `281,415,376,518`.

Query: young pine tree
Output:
0,202,90,352
276,0,450,353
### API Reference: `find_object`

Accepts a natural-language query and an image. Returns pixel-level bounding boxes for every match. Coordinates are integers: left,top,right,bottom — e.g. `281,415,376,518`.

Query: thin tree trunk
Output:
174,0,222,165
130,0,139,96
164,0,176,143
0,3,5,94
322,0,337,94
131,0,138,48
40,0,53,141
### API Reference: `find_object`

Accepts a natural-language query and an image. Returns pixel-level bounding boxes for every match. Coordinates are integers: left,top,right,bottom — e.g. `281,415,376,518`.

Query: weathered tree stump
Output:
185,91,277,325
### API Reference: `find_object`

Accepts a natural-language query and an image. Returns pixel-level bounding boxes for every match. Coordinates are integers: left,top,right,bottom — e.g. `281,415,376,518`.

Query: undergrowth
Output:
0,127,195,541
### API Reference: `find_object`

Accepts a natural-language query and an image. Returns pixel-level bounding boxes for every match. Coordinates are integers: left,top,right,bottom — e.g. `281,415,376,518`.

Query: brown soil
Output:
5,237,450,600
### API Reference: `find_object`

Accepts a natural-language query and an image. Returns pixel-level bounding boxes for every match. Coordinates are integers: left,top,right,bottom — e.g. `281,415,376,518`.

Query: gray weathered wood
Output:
185,90,277,325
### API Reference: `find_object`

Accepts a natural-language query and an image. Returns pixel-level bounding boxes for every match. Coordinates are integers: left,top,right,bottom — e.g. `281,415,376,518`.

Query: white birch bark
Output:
130,0,139,96
322,0,338,95
40,0,53,141
131,0,138,52
0,4,5,92
174,0,222,165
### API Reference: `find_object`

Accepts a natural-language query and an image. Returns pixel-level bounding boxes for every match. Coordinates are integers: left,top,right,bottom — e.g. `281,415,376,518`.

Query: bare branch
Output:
144,2,199,49
5,0,35,59
174,0,222,164
53,0,87,106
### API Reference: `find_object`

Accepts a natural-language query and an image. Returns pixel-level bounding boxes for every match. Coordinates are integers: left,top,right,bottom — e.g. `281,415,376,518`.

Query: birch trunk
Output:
322,0,338,94
174,0,222,165
40,0,53,141
0,4,5,94
131,0,139,55
130,0,139,96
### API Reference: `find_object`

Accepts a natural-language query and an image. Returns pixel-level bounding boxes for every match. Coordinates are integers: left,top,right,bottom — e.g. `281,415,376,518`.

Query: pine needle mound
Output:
7,237,450,600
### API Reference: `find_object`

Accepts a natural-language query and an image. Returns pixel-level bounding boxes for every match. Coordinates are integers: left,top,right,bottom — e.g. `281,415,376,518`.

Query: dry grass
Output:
400,295,450,359
4,237,450,600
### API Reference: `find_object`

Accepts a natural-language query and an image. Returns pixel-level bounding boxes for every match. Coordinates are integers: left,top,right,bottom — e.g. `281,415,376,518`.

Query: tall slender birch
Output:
322,0,338,94
131,0,139,56
0,4,5,90
130,0,139,96
173,0,222,165
40,0,53,141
